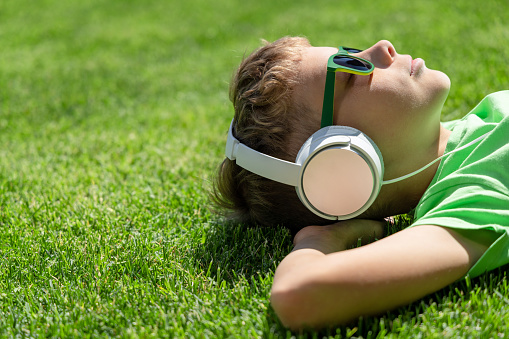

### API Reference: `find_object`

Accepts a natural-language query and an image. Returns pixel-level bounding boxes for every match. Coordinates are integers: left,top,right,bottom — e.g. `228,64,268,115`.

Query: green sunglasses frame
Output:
320,47,374,128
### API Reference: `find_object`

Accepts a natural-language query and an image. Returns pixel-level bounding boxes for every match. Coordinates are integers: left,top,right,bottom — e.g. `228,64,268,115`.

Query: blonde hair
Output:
212,37,328,233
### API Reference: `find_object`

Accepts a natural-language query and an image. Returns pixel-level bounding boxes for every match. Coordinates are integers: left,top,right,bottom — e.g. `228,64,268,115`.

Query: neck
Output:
374,124,452,217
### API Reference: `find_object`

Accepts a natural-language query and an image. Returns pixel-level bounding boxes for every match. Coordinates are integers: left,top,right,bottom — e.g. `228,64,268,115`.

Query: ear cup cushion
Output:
302,148,375,216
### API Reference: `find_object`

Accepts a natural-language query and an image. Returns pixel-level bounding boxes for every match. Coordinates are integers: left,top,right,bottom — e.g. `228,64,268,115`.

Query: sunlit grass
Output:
0,0,508,337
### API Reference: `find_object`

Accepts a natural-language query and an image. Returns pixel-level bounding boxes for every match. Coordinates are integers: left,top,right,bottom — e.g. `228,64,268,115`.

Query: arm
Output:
270,220,489,329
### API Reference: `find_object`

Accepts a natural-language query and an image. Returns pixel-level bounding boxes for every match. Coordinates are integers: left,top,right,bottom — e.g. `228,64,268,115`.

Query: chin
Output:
426,70,451,109
431,69,451,93
438,71,451,91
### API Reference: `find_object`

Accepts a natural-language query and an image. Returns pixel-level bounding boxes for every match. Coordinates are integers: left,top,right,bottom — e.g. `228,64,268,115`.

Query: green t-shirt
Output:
411,91,509,278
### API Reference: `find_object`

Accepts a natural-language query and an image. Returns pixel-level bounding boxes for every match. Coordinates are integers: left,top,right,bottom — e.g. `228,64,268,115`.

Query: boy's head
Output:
213,37,450,233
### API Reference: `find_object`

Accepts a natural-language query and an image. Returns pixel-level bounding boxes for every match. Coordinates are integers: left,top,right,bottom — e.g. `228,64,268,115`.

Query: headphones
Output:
225,119,490,220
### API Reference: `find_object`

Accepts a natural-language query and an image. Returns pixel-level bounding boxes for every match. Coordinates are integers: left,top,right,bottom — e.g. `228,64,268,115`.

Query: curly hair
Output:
212,37,331,234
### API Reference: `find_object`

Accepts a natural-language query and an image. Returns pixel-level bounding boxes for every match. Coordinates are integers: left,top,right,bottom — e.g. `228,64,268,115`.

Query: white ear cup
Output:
301,148,374,216
295,126,384,220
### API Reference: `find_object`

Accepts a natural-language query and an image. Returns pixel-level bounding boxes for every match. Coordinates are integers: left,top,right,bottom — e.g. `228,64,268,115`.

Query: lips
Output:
410,58,424,76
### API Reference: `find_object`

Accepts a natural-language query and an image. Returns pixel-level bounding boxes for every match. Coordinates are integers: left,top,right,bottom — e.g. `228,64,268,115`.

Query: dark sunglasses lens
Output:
343,47,363,53
333,56,371,72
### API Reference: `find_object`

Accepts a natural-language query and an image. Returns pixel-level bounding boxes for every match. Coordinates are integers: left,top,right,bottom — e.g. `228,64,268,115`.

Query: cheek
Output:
334,70,449,138
366,72,448,119
337,84,407,131
335,84,424,152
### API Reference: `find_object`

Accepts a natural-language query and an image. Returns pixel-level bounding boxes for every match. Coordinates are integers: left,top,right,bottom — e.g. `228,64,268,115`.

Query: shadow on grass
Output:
193,214,413,286
192,220,293,284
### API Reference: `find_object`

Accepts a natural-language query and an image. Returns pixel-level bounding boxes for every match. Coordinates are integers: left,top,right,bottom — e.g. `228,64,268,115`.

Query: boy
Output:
213,37,509,328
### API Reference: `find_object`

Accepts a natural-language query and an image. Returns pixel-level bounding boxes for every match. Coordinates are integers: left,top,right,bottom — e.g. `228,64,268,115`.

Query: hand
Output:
293,219,385,254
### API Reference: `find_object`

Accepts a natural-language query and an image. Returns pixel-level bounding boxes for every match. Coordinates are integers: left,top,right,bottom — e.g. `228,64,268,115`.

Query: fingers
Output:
293,225,324,246
327,219,384,247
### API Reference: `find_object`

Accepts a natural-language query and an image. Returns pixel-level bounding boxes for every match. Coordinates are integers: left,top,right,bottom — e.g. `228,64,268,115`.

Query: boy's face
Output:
295,40,451,178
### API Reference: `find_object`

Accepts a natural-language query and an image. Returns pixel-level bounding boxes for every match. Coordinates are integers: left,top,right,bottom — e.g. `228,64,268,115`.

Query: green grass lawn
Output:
1,0,508,337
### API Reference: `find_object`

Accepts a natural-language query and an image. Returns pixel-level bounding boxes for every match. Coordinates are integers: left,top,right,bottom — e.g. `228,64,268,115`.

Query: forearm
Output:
271,225,488,329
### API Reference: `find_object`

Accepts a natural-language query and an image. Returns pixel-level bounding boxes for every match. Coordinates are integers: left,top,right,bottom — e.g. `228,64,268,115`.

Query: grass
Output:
0,0,508,337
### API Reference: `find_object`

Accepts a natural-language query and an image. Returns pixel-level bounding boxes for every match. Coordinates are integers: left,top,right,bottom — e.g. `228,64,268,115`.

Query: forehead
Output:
300,46,337,78
294,46,349,118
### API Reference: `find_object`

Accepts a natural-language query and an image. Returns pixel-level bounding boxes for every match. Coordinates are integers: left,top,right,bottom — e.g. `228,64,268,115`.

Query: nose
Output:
362,40,396,69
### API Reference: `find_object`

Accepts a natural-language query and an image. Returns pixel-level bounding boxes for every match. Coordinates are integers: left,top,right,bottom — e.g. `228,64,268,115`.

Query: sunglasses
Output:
321,47,374,128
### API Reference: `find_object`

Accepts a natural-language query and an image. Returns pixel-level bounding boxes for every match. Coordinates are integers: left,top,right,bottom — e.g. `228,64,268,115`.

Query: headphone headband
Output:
225,120,301,186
